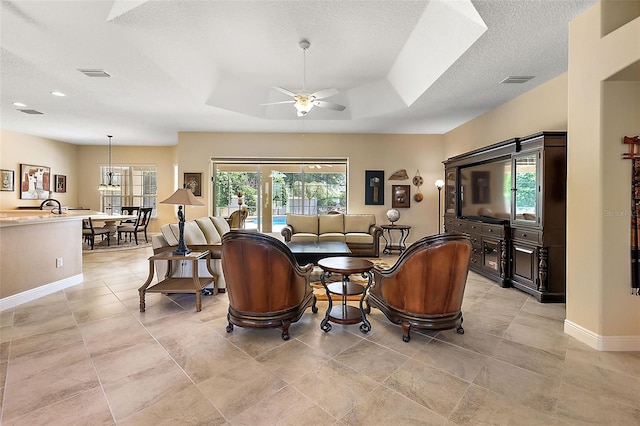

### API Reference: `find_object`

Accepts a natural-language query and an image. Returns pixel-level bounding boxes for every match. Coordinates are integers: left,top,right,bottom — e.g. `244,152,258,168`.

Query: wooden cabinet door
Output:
512,151,540,226
444,167,457,216
511,240,539,290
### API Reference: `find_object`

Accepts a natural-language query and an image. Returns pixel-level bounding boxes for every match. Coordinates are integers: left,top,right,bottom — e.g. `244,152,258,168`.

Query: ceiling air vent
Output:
18,109,43,115
500,76,534,84
78,69,111,77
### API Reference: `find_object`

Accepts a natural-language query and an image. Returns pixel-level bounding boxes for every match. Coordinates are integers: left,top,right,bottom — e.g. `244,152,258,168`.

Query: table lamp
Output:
160,188,204,255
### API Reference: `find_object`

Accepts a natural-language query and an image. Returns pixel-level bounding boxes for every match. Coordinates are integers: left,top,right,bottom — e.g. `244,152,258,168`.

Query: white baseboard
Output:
0,274,84,312
564,320,640,351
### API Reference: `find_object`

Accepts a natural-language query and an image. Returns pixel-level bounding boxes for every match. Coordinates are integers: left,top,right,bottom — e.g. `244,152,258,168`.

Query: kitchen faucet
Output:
39,198,62,214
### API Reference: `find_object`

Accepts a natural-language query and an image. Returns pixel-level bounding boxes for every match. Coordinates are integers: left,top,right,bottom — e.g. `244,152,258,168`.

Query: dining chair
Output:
119,206,139,224
82,217,111,250
117,207,152,245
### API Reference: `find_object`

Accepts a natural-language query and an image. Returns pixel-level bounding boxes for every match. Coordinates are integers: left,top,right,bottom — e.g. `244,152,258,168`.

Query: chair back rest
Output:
238,208,248,228
136,208,153,229
372,233,471,315
227,209,248,228
226,210,239,228
121,206,139,215
221,231,311,313
82,218,93,231
120,206,139,223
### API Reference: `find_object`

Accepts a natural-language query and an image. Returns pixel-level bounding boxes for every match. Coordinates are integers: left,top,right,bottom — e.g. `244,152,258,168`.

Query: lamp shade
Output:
160,188,204,206
434,179,445,189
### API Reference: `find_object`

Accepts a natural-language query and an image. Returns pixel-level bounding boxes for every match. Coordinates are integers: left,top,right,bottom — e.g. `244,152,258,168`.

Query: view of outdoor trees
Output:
215,167,347,222
515,171,536,213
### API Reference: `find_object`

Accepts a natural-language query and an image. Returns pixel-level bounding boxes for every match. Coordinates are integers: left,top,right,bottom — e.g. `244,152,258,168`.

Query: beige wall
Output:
0,131,175,233
76,145,176,233
0,129,79,209
444,73,569,156
176,132,445,242
566,0,640,346
1,219,82,299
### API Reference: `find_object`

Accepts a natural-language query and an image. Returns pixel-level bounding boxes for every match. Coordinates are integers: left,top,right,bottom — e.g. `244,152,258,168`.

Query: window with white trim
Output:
100,165,157,217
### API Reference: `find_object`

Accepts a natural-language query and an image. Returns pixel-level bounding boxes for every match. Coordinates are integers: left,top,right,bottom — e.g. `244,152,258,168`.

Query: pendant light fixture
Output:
98,135,121,191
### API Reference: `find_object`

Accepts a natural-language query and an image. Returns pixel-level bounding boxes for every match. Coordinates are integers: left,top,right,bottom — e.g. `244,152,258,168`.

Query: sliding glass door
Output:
212,159,347,233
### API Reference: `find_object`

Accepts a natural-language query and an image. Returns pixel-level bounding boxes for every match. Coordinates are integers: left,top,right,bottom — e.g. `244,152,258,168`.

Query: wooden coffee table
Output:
317,256,374,334
287,241,351,265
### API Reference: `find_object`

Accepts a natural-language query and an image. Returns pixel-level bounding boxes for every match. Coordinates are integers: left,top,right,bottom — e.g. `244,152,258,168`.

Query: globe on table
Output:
386,209,400,225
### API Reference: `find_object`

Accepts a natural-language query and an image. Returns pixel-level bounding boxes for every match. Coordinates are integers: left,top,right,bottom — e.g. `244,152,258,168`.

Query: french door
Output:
212,159,347,233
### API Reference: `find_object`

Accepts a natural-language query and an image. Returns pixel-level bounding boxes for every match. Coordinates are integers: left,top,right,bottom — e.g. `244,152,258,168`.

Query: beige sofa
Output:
280,213,382,257
151,216,231,291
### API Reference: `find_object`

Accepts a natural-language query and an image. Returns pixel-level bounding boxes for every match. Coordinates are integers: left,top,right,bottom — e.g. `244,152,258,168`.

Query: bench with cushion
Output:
280,213,382,257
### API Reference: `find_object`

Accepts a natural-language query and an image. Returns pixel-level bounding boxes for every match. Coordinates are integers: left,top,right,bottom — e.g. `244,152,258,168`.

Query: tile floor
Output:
1,246,639,425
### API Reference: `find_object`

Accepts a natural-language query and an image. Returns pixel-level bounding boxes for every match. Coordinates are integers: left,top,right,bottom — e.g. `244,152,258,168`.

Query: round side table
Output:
317,256,374,334
381,224,411,254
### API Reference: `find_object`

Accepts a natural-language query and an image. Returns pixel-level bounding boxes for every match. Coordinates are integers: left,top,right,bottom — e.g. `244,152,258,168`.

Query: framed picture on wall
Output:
1,169,14,191
392,184,410,208
184,172,202,197
54,174,67,193
20,164,51,200
365,170,384,205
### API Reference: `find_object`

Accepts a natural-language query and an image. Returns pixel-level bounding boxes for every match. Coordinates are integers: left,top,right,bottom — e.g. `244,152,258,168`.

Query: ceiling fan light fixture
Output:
262,39,346,117
294,94,313,116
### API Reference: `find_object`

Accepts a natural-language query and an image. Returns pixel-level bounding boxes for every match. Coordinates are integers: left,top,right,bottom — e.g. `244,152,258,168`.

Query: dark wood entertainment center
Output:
443,131,566,302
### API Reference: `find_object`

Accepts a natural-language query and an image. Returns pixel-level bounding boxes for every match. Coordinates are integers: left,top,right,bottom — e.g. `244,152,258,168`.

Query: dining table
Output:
88,213,138,241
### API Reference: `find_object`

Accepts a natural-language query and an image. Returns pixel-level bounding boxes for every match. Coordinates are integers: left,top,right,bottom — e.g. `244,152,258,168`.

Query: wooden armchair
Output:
367,233,472,342
226,208,248,229
221,231,318,340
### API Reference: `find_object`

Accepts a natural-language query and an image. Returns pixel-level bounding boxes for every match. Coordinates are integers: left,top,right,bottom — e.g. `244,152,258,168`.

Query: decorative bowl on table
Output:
386,209,400,225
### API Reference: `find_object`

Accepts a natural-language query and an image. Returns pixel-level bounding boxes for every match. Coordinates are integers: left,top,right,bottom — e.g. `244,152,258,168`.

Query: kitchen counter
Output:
0,209,86,310
0,210,111,227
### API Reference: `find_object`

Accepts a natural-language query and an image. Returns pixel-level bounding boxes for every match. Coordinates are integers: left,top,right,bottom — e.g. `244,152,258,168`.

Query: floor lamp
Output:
160,188,204,255
435,179,444,234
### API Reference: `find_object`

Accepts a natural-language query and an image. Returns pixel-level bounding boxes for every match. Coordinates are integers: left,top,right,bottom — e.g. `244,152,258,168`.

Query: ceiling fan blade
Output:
311,88,339,99
273,86,297,98
261,100,296,106
313,100,346,111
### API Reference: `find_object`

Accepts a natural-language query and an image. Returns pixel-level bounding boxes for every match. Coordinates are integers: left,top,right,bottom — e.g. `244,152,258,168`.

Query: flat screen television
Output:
459,158,512,221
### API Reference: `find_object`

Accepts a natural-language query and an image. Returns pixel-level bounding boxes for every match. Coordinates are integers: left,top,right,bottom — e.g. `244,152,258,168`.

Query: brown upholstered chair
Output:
221,231,318,340
367,233,472,342
226,208,248,229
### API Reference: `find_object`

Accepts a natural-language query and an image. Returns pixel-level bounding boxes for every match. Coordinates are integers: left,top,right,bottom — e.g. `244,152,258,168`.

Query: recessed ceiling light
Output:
50,91,66,97
12,102,27,107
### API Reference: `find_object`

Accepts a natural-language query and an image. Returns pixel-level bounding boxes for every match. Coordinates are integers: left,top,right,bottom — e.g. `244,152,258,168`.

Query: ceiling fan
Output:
262,39,346,117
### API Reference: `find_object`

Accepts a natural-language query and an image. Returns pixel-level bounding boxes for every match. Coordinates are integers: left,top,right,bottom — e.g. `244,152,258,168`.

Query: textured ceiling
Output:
0,0,597,146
